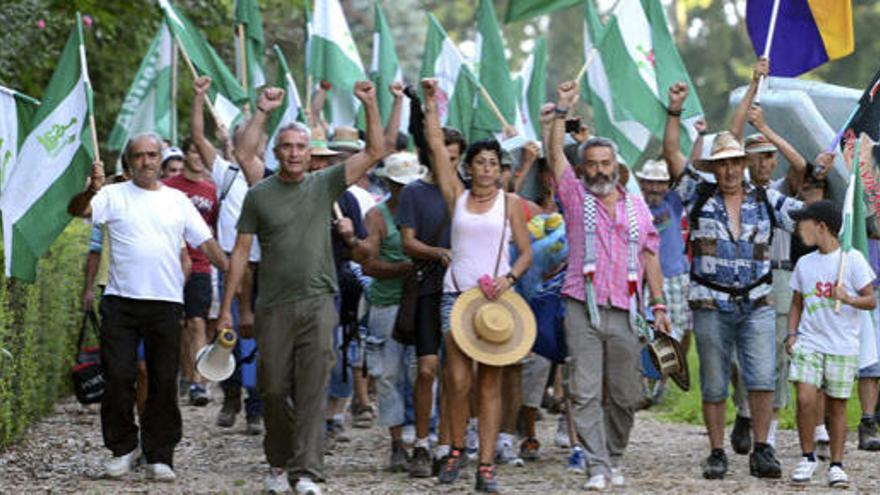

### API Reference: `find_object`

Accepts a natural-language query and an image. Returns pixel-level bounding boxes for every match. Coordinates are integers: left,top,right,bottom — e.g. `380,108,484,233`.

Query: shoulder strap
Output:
755,185,778,232
493,193,510,278
688,181,717,233
218,164,240,202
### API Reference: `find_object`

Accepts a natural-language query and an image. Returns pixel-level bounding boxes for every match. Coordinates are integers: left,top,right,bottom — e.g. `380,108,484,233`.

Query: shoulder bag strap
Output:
218,164,240,202
493,193,509,278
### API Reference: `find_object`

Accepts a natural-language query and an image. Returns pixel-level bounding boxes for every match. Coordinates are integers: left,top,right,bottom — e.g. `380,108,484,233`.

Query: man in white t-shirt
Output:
68,133,228,482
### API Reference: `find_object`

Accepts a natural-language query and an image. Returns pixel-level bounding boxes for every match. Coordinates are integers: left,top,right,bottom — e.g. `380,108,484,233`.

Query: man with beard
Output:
549,81,671,491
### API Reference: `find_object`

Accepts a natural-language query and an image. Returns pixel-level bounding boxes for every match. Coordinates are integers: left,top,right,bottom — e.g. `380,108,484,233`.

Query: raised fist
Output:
557,81,578,107
421,78,439,99
389,81,405,99
258,87,285,112
353,81,376,103
747,104,766,130
668,82,688,112
194,76,211,96
539,102,556,125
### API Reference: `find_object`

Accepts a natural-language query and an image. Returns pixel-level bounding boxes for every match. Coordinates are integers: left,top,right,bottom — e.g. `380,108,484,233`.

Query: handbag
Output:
71,310,105,405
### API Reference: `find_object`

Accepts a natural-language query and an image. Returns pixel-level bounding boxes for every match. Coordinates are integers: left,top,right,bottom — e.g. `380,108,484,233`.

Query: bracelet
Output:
698,130,708,136
649,296,666,306
506,272,518,283
651,304,667,313
554,106,569,117
257,105,269,113
785,333,798,340
666,108,682,117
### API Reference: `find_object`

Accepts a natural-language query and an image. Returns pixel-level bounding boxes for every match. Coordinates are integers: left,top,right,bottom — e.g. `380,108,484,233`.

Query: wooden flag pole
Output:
478,84,510,129
836,137,863,313
755,0,781,105
170,38,179,145
574,48,599,86
237,24,249,93
175,35,222,126
834,254,847,313
78,27,101,162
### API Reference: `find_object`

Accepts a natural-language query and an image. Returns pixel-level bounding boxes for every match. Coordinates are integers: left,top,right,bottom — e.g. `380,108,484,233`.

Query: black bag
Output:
71,310,104,405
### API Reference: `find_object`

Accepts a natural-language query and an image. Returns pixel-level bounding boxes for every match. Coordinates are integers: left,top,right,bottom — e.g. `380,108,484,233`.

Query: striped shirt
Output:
673,165,802,311
555,166,659,309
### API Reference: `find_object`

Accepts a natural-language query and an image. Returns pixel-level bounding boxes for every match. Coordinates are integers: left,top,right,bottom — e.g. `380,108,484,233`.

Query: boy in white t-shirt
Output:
787,200,876,488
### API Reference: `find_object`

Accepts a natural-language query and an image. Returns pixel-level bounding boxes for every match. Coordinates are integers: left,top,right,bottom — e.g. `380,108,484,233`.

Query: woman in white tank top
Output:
421,78,533,490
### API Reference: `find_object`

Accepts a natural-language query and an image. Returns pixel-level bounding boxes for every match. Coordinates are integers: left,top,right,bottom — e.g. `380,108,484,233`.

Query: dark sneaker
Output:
246,415,263,436
216,389,241,428
749,443,782,479
189,384,211,407
519,437,541,461
409,446,432,478
438,449,467,484
858,418,880,451
390,443,409,473
702,449,728,479
352,404,374,429
475,464,500,493
731,415,752,455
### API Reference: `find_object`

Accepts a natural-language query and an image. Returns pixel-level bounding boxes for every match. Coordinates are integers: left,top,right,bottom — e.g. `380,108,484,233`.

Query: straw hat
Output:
635,159,670,182
695,130,746,172
744,133,778,154
647,333,690,391
309,127,339,157
375,152,427,185
450,288,536,367
330,125,365,152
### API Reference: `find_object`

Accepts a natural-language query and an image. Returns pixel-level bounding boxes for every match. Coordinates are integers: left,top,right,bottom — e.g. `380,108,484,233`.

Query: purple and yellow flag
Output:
746,0,853,77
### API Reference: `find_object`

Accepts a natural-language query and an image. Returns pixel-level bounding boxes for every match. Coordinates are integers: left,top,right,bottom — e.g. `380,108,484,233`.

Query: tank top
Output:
368,202,410,306
443,190,511,293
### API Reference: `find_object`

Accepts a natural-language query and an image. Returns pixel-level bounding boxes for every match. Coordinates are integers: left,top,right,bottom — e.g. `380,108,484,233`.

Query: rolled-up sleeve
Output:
767,188,803,233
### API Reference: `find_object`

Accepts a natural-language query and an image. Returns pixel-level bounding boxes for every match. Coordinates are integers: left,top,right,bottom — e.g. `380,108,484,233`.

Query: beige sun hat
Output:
635,159,671,182
744,133,778,154
695,130,746,172
329,125,365,152
450,288,536,367
309,127,340,157
376,152,428,185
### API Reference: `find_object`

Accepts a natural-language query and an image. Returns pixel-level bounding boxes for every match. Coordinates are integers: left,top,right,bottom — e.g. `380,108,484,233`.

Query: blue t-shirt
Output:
396,179,451,296
649,191,688,278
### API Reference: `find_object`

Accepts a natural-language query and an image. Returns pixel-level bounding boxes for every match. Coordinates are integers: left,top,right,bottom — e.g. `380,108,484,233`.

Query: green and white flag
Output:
420,14,479,142
581,0,703,166
472,0,517,140
107,22,174,151
159,0,248,130
513,36,546,142
265,45,304,172
309,0,367,127
0,86,39,194
370,1,409,134
505,0,582,23
0,14,95,282
234,0,267,103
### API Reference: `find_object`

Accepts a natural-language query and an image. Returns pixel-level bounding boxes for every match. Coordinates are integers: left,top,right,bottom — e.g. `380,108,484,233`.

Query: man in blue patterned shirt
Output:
664,82,802,481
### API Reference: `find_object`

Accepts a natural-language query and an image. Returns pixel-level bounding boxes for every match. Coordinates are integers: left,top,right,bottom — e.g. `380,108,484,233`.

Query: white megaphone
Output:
196,328,238,382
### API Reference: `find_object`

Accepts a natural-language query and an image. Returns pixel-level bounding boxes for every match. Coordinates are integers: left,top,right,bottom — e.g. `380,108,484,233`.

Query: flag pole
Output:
174,34,222,126
77,13,100,162
836,138,862,313
477,84,510,129
574,48,599,87
755,0,781,104
827,103,861,152
171,36,179,146
237,24,249,93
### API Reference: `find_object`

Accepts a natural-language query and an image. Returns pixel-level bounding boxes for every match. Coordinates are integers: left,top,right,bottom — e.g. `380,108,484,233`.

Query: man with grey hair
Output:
216,81,383,495
549,81,670,491
68,132,228,482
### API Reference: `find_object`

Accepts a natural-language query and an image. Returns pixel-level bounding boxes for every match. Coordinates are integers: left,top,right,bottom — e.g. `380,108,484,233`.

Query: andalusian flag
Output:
513,36,546,141
107,23,174,151
505,0,582,23
472,0,517,140
0,86,39,194
581,0,703,166
309,0,367,127
370,1,409,133
265,45,304,172
159,0,248,130
234,0,267,102
0,14,95,282
420,14,479,141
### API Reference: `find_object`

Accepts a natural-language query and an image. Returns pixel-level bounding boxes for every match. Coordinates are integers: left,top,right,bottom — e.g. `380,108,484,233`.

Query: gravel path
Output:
3,388,880,493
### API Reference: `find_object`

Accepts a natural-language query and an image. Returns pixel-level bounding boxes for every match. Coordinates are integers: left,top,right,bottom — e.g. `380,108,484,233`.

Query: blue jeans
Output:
693,305,776,403
365,304,416,427
217,270,262,418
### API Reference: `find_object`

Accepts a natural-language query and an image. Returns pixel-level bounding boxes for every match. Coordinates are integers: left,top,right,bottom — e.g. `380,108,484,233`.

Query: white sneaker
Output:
583,473,608,491
104,447,141,478
610,467,625,486
466,419,480,460
294,476,321,495
828,465,849,489
791,457,818,482
815,424,831,443
555,415,571,448
145,463,176,482
494,440,524,467
264,467,291,493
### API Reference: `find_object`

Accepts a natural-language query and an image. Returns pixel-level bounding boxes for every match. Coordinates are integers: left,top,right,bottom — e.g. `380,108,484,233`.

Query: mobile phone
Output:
565,118,581,134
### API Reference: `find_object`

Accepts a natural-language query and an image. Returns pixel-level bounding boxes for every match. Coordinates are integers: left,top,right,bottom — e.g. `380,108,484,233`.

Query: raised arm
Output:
191,76,218,171
384,82,406,153
730,58,768,141
344,81,386,186
308,82,329,132
748,104,807,192
513,141,540,194
68,160,105,218
688,118,707,164
237,87,285,185
663,83,689,180
548,81,579,181
421,78,463,210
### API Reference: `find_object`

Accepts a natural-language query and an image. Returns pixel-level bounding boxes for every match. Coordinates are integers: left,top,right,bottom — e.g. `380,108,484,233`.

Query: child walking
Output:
787,200,877,488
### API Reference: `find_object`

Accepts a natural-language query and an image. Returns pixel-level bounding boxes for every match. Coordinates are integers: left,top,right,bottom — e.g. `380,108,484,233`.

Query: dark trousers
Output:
100,295,184,466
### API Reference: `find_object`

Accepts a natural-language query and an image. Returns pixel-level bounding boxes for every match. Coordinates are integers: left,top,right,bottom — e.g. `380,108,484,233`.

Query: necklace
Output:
471,188,499,203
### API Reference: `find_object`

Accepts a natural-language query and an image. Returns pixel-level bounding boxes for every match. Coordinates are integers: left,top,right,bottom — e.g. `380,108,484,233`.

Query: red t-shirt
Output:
162,174,218,274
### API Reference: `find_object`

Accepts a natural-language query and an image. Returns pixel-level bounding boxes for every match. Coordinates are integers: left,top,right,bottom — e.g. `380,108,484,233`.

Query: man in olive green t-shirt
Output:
217,81,384,493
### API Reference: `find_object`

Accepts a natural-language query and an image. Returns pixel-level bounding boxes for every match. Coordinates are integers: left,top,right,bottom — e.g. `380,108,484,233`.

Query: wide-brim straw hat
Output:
695,130,746,172
635,159,671,182
450,288,536,367
310,127,340,157
375,152,428,185
647,333,690,392
744,133,778,154
330,125,365,152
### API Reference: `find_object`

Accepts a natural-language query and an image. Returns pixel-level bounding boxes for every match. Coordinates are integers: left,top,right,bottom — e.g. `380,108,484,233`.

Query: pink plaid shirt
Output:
555,166,659,309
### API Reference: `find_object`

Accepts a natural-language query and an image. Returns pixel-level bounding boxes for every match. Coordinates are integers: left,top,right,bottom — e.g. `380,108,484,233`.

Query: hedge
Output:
0,220,88,450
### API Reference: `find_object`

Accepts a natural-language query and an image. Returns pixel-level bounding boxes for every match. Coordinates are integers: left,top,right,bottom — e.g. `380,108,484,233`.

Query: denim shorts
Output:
693,305,776,402
440,292,460,336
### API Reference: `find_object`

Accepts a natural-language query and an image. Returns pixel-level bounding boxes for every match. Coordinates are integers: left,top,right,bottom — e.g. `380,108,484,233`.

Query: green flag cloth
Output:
0,13,95,282
0,86,39,194
513,36,546,141
581,0,703,166
370,1,408,131
472,0,517,140
159,0,248,130
420,14,479,142
234,0,267,103
309,0,367,127
505,0,582,23
265,45,304,171
107,23,174,151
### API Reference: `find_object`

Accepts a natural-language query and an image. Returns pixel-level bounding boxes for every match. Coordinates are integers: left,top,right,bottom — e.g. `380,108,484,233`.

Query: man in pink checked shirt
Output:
547,81,671,492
